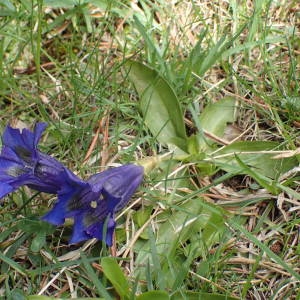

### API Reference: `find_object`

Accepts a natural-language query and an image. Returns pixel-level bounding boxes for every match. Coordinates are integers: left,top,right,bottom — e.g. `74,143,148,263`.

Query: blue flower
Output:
0,122,144,247
42,164,144,246
0,122,76,199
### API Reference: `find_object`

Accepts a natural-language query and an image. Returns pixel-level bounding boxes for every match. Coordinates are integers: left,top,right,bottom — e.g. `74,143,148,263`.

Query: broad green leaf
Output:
27,297,57,300
212,141,298,179
134,198,226,287
199,97,236,139
185,97,237,166
28,297,104,300
17,219,54,234
148,226,166,290
154,200,224,258
44,0,108,8
158,204,204,253
0,0,15,16
43,0,77,7
187,134,202,155
127,61,187,151
101,257,130,299
10,290,26,300
200,208,226,249
171,291,238,300
134,206,153,228
233,154,277,194
136,290,170,300
30,233,46,253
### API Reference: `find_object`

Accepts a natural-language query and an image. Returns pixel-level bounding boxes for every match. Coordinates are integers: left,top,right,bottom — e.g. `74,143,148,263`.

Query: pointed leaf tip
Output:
126,61,187,152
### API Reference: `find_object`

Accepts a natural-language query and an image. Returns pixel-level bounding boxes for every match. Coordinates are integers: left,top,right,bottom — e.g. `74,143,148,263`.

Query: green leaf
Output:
148,227,166,290
171,291,238,300
136,290,170,300
101,257,130,299
81,252,113,299
43,0,76,7
134,198,226,287
27,297,105,300
134,206,153,228
27,296,57,300
1,233,30,275
196,97,237,153
30,233,46,253
199,97,236,139
213,141,298,179
127,61,187,151
44,0,108,7
233,154,277,194
0,251,27,276
17,219,54,234
133,207,153,239
9,289,26,300
197,35,227,76
0,0,15,16
165,200,223,256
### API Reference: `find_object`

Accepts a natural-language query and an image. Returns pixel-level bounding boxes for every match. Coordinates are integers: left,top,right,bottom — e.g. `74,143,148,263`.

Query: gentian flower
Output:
0,122,144,247
0,122,77,199
42,164,144,246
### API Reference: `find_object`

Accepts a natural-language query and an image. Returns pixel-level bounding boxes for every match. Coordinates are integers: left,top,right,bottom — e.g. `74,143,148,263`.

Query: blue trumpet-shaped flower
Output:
0,122,76,199
0,122,144,246
43,164,144,246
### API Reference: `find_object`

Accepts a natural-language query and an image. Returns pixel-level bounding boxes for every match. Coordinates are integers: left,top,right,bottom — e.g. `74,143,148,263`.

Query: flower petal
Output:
0,123,83,198
88,164,144,212
0,183,14,199
2,122,47,154
40,162,143,247
62,164,143,246
42,169,88,224
86,216,116,246
42,197,67,225
69,214,91,244
32,123,48,149
28,152,68,193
